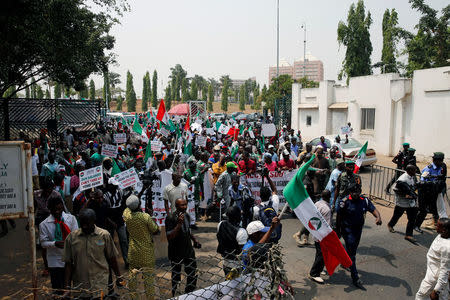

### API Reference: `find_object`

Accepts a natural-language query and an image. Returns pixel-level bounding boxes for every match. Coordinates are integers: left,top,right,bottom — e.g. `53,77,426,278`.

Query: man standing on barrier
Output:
415,152,447,232
386,142,410,194
166,198,201,297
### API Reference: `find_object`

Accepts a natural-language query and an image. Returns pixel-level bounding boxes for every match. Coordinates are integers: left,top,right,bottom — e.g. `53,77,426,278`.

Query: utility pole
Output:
301,23,306,78
276,0,279,78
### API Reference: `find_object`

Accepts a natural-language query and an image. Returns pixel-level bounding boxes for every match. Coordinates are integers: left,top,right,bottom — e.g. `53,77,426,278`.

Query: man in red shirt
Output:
278,150,295,171
238,151,256,175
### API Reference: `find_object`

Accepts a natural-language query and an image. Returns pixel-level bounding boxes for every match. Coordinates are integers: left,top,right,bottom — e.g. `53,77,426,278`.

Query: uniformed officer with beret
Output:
336,183,382,289
332,161,362,211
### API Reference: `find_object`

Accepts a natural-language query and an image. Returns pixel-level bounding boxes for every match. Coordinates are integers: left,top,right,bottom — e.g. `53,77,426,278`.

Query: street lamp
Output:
301,23,306,78
276,0,279,78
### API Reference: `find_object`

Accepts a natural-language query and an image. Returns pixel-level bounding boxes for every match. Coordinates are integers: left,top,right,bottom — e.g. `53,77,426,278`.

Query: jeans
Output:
343,230,362,282
388,206,418,236
109,225,128,264
170,257,197,296
49,267,65,294
309,242,325,277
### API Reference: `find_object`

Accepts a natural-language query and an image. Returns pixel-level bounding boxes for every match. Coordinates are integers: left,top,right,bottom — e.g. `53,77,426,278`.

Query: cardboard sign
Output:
160,126,170,137
101,144,118,158
79,166,103,191
191,122,202,133
195,136,207,147
341,126,353,136
261,124,276,137
113,167,141,190
113,133,126,144
205,128,215,136
245,170,296,203
151,141,162,152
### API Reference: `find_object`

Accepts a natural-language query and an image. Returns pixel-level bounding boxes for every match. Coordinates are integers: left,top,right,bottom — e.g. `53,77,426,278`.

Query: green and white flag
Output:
132,118,149,143
353,141,368,174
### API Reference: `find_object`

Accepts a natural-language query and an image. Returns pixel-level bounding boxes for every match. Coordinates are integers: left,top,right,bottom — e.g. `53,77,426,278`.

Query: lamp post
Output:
276,0,279,79
301,23,306,78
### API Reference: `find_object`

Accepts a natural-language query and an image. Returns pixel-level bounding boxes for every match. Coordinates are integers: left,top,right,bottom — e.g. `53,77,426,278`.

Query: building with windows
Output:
269,54,323,85
230,77,256,89
290,66,450,161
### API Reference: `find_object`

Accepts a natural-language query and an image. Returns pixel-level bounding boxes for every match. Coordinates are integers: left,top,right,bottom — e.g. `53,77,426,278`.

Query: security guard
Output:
386,142,410,193
415,152,447,232
332,161,362,211
336,183,382,289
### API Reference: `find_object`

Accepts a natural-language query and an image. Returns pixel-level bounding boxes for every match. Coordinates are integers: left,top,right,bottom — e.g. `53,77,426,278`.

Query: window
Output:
306,115,312,126
361,108,375,130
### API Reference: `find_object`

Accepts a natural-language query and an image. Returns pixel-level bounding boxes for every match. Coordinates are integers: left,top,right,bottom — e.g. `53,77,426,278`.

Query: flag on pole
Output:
156,99,169,124
184,132,193,156
353,141,368,174
215,121,221,131
144,140,152,163
184,116,190,131
283,155,352,275
111,159,122,176
132,118,149,143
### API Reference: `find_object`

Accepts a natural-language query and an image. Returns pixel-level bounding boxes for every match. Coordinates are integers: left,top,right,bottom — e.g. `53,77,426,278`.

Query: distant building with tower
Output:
269,53,324,85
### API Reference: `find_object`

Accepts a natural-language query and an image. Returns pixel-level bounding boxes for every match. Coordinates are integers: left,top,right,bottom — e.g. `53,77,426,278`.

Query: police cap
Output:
433,152,444,159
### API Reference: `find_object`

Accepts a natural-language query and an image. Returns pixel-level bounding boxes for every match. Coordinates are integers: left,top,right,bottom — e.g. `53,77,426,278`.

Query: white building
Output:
291,66,450,162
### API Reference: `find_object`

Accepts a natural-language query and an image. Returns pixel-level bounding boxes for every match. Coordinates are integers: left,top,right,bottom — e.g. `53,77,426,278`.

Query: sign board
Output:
245,170,296,204
0,142,31,219
205,128,215,136
151,141,163,152
114,168,141,190
160,126,170,137
261,124,276,137
114,133,127,144
101,144,118,158
79,166,103,191
195,136,207,147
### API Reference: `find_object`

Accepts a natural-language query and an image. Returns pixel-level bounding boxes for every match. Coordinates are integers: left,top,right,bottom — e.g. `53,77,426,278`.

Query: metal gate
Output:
274,96,291,129
189,100,207,120
0,98,102,143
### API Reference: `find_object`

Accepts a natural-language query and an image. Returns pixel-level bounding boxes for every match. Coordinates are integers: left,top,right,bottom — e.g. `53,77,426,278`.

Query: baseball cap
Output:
268,145,274,149
283,149,290,156
246,221,270,235
226,162,237,169
213,145,221,151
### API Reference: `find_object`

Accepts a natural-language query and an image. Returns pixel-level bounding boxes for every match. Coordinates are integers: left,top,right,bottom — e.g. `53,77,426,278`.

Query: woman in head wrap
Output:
123,195,160,299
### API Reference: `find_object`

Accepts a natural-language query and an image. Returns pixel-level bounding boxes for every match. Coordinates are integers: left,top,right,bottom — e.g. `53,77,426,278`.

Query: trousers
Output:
109,225,129,264
309,242,325,277
416,270,449,300
170,257,197,296
436,193,448,219
388,206,417,236
343,230,362,282
49,267,65,293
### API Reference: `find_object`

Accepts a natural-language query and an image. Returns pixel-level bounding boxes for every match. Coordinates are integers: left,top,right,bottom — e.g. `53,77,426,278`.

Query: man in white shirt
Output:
163,172,188,214
31,146,40,190
39,194,78,293
416,218,450,300
252,169,279,220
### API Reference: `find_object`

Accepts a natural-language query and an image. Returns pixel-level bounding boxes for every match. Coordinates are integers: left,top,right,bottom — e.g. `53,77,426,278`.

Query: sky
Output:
91,0,448,98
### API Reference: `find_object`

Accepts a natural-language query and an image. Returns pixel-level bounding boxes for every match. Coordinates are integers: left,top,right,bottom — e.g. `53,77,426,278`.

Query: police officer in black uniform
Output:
386,142,410,193
336,183,382,289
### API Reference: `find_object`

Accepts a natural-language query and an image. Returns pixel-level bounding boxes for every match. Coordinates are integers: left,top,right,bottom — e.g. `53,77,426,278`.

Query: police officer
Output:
332,161,362,211
402,148,420,174
336,183,382,289
414,152,447,232
386,142,410,193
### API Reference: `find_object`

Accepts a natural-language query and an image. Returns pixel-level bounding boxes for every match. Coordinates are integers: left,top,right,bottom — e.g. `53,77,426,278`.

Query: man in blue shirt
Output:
415,152,447,232
290,138,299,157
336,183,382,289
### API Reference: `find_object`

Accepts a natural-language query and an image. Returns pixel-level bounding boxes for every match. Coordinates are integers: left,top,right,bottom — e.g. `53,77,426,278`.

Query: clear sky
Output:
91,0,448,98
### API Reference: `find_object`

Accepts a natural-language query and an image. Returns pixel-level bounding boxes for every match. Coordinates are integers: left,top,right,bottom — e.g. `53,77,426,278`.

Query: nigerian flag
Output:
184,132,193,156
353,141,368,174
284,155,352,275
132,118,149,143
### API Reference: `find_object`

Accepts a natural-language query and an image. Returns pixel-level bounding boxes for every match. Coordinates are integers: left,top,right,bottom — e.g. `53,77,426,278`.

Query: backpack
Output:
258,200,282,242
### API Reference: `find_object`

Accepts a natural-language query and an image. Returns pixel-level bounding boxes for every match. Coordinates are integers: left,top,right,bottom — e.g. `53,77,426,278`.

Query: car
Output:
231,112,244,118
210,113,225,120
235,114,248,121
309,135,377,167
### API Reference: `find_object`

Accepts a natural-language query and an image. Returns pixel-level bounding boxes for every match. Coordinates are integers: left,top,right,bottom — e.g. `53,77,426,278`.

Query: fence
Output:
273,96,291,130
7,244,294,299
368,164,450,206
0,98,102,144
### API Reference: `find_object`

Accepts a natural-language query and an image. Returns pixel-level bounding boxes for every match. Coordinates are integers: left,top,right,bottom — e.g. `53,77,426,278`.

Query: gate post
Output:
3,98,10,140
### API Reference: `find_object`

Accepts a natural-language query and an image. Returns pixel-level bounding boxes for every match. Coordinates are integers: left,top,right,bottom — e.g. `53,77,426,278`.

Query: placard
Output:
261,124,276,137
113,133,127,144
205,128,215,136
151,141,163,152
248,130,255,139
341,126,353,136
195,136,207,147
79,166,103,191
245,170,296,203
160,126,170,137
113,167,141,190
101,144,118,158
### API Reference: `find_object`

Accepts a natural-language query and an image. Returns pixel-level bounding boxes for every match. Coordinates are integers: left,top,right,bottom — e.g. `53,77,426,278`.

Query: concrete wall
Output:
291,66,450,162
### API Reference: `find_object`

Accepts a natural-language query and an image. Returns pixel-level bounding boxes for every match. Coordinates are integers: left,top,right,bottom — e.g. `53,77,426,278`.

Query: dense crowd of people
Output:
5,109,448,299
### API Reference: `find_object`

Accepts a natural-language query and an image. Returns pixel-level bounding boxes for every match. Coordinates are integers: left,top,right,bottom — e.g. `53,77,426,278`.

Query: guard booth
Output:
0,97,102,143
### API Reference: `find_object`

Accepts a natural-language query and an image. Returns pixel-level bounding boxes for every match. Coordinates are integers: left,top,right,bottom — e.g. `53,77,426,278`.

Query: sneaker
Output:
414,227,423,234
353,279,365,290
320,270,327,276
309,275,324,284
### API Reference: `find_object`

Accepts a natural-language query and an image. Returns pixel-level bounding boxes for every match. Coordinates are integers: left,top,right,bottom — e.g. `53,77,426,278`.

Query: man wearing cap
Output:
333,161,362,210
336,183,382,289
215,162,237,210
278,149,295,171
266,144,278,162
386,142,410,194
242,218,280,267
415,152,447,232
403,148,420,174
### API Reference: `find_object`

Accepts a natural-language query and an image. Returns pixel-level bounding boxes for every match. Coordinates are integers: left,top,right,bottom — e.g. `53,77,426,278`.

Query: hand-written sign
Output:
261,124,276,137
195,136,207,147
101,144,118,158
113,133,127,144
79,166,103,191
151,141,163,152
114,167,141,190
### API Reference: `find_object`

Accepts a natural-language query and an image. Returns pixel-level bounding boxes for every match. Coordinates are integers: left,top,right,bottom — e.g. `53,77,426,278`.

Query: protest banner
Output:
79,166,103,191
101,144,118,158
113,133,127,144
195,135,207,147
341,125,353,136
261,124,276,137
160,126,170,137
151,141,162,152
182,178,196,225
113,167,141,190
244,170,296,203
150,169,172,226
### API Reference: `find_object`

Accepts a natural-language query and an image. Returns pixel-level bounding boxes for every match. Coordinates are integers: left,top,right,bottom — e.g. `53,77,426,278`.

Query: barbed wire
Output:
7,244,294,299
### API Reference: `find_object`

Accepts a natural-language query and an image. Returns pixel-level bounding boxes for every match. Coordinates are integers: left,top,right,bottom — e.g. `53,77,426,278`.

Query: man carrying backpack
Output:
252,168,282,243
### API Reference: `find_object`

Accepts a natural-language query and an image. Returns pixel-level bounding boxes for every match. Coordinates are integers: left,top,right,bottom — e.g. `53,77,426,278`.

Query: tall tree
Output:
265,75,293,112
239,85,246,110
151,70,158,108
165,84,172,110
402,0,450,76
207,84,214,111
36,85,44,99
202,86,207,101
126,71,137,112
103,70,111,108
54,82,62,98
337,0,373,83
109,72,121,100
378,9,400,73
169,64,187,102
142,72,150,111
89,79,96,100
190,80,198,100
252,85,260,109
25,85,30,98
181,77,190,102
3,86,16,98
221,76,230,112
30,78,37,98
116,95,123,111
0,0,128,98
45,89,50,98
